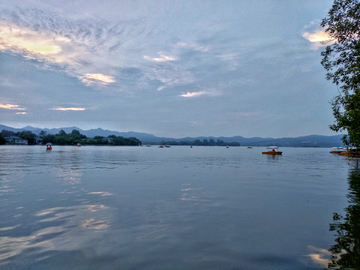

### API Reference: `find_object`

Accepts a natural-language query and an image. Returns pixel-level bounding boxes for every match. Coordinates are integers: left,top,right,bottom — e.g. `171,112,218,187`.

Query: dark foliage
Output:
159,138,240,146
327,165,360,269
42,129,141,146
321,0,360,147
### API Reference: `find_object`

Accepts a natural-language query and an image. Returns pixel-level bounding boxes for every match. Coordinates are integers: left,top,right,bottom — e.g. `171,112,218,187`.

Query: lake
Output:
0,145,357,269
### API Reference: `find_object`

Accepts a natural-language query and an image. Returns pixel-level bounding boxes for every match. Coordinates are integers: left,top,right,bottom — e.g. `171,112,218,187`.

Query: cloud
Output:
0,8,198,92
217,52,240,70
181,91,207,98
189,121,206,127
301,21,334,50
175,42,209,52
0,21,71,58
0,23,64,55
0,8,152,88
144,52,175,62
15,112,27,114
306,245,331,268
50,107,86,111
180,89,222,98
0,103,25,110
81,73,115,85
302,30,330,43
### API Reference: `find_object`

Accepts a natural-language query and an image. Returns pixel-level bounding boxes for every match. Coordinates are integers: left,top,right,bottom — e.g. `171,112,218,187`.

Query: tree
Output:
16,131,36,144
71,129,80,136
0,133,6,145
42,134,56,144
1,130,15,137
55,136,67,145
321,0,360,148
94,136,104,145
58,129,67,136
128,137,141,146
111,136,125,145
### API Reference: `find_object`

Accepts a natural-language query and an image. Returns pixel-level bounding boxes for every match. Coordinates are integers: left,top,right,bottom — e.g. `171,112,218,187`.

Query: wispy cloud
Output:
81,73,115,85
144,52,175,62
175,42,209,52
217,52,240,70
15,112,27,114
303,30,330,43
301,21,334,50
0,19,109,86
180,89,222,98
302,30,334,50
189,121,206,127
306,245,332,268
181,91,207,98
0,8,199,92
0,8,151,88
0,23,64,55
0,103,25,110
50,107,86,111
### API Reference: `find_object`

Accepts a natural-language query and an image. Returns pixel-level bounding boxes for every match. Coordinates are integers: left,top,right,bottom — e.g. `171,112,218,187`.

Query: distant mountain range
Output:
0,124,344,147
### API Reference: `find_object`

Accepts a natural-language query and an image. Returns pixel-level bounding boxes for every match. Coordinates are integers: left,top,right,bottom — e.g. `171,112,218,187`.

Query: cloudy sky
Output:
0,0,339,138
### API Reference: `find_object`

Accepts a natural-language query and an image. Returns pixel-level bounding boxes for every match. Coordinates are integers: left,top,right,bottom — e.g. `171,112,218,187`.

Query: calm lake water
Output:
0,145,357,269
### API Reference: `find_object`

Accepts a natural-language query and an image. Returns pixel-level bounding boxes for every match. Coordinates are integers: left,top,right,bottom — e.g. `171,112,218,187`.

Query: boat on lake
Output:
330,147,345,154
262,146,282,155
46,143,52,150
338,147,360,157
77,143,81,147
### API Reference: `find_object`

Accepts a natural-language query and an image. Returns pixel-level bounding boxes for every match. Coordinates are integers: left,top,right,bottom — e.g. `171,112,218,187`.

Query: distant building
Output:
5,136,28,145
35,136,43,144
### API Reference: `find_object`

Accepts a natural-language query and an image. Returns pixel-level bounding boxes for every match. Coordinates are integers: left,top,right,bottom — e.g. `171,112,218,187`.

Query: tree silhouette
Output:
327,161,360,269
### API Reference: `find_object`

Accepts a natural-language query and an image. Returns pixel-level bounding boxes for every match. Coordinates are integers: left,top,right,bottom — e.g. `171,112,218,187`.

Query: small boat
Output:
338,147,360,157
46,143,52,150
165,145,171,148
262,146,282,155
338,151,353,156
338,152,360,157
77,143,81,147
247,146,252,149
158,145,164,148
330,147,344,154
146,145,151,147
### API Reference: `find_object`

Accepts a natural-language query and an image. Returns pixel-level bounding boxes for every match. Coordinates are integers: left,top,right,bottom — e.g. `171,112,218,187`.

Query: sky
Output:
0,0,340,138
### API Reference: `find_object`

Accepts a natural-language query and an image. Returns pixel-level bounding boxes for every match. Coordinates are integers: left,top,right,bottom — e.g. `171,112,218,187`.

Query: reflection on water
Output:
57,169,82,185
326,160,360,269
0,146,355,269
307,245,332,268
0,203,112,263
266,154,282,163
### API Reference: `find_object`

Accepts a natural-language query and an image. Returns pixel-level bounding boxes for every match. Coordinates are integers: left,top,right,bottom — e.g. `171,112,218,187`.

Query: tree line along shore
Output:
0,129,141,146
0,129,241,146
